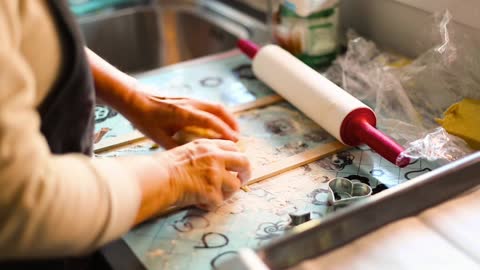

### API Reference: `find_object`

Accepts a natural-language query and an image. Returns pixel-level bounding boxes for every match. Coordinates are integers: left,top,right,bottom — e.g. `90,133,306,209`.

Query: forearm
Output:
86,48,144,117
0,151,143,258
86,49,181,223
113,155,178,225
0,149,176,259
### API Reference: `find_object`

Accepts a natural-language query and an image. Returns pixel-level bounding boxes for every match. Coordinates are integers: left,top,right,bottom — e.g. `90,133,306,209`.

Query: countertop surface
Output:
96,50,480,269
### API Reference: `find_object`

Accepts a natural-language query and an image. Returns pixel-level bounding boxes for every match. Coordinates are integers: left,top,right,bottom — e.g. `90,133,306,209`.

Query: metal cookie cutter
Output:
328,177,372,206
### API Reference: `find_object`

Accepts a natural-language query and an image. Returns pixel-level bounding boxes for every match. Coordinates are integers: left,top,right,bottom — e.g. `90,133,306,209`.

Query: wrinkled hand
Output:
157,139,251,210
127,93,240,149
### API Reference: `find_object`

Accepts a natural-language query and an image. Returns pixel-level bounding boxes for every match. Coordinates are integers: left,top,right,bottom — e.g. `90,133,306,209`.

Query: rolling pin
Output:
237,39,410,167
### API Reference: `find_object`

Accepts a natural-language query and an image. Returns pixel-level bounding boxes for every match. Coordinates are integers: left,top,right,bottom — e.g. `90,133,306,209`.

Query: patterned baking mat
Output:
94,50,437,270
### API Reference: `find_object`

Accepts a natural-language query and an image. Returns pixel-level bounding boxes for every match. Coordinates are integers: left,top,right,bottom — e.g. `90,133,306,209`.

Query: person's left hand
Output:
125,93,240,149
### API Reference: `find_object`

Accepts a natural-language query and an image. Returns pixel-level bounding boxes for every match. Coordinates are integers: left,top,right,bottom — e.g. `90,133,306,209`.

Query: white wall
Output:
394,0,480,30
339,0,480,57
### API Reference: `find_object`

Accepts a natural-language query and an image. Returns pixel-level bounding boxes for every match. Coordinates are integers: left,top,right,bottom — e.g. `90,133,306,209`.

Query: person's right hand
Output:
157,139,251,210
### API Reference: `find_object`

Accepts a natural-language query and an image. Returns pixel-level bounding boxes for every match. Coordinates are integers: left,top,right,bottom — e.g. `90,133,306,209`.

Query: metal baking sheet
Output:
96,50,439,270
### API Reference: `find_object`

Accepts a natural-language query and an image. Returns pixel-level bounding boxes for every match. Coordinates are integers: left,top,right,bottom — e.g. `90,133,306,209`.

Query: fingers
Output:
191,100,240,132
196,203,210,211
194,139,239,152
221,172,241,192
182,108,239,142
166,139,250,211
197,172,241,210
221,152,251,184
151,131,179,149
198,186,224,211
221,172,241,199
215,140,239,152
192,139,250,183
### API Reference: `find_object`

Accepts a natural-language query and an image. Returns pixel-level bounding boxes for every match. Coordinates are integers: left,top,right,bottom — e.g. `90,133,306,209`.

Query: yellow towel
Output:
436,99,480,150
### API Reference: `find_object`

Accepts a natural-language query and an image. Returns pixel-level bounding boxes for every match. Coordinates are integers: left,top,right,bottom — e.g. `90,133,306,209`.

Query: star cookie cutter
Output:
328,177,372,206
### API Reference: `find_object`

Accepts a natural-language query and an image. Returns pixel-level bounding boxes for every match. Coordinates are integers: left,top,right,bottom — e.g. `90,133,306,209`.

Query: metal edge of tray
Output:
101,239,146,270
102,152,480,270
254,151,480,269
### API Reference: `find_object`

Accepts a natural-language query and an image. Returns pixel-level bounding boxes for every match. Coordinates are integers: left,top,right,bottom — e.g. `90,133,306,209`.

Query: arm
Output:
125,139,251,225
0,4,249,260
85,48,138,115
86,49,240,148
0,7,141,258
0,45,249,258
85,49,250,224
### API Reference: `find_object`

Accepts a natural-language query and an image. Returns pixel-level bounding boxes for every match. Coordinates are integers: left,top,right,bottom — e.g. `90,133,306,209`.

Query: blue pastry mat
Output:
95,50,438,270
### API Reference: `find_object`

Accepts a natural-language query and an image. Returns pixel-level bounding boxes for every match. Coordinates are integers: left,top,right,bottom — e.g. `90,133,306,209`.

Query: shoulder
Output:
0,0,62,105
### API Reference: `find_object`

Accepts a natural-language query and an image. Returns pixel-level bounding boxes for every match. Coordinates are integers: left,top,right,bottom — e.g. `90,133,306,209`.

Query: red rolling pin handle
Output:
341,108,410,167
237,39,259,59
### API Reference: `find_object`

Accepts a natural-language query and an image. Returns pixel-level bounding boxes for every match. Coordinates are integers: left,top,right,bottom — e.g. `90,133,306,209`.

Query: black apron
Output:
39,0,96,155
1,0,96,269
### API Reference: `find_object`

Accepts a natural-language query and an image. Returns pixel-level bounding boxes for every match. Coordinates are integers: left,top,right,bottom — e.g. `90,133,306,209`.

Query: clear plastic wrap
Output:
325,11,478,162
401,128,473,164
397,11,480,128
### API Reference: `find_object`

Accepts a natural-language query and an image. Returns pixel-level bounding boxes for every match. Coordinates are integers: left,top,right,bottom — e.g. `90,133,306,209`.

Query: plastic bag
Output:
325,30,423,145
401,128,473,164
397,11,480,128
325,11,478,162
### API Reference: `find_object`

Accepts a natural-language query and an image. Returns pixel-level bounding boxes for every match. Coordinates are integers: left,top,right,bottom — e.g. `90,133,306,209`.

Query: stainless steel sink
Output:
78,5,162,73
77,0,269,73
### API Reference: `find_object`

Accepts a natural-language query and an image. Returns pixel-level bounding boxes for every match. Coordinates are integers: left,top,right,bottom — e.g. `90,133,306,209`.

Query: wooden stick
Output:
247,141,348,185
93,127,111,144
229,94,283,114
94,131,146,153
95,92,346,218
152,141,348,217
94,95,283,153
240,186,252,192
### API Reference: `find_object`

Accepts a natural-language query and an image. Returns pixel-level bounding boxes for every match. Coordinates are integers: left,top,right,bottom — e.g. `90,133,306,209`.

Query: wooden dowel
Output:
229,94,283,114
152,141,347,217
246,141,348,185
94,131,146,153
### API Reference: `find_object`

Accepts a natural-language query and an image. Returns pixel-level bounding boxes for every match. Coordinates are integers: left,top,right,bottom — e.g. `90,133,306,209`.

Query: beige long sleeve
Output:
0,1,141,259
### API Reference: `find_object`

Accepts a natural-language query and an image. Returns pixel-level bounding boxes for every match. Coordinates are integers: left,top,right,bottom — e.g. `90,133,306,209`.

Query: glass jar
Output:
271,0,340,68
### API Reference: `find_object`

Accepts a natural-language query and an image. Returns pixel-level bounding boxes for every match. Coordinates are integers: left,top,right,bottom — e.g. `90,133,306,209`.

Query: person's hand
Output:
125,93,240,149
86,49,239,148
157,139,251,210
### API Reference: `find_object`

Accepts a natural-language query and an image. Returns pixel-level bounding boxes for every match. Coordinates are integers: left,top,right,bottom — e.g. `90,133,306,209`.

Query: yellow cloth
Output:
436,99,480,150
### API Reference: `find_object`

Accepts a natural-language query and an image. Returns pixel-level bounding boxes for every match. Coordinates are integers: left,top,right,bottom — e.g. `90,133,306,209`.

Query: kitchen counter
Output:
94,49,452,270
